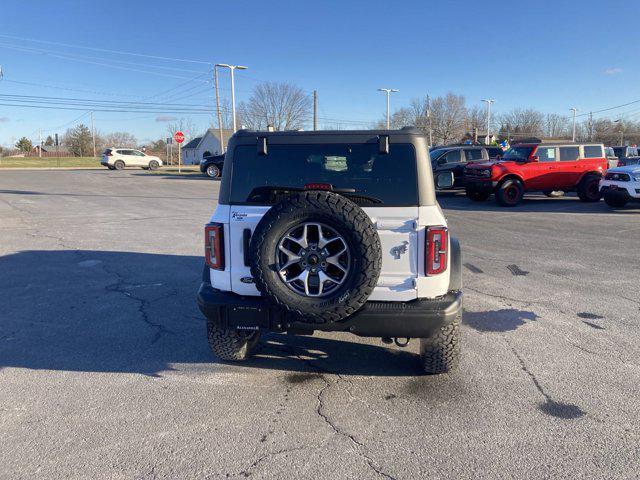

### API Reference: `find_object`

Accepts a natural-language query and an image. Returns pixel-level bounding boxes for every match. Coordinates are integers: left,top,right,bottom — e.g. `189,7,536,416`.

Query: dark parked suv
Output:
431,145,504,189
200,154,225,178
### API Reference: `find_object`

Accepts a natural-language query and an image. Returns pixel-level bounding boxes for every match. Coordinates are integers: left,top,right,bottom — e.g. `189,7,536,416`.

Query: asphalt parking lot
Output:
1,170,639,479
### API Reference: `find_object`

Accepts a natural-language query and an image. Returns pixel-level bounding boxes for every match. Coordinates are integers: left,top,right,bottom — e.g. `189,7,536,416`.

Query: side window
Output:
559,146,580,161
464,149,483,162
133,150,145,156
583,145,603,158
536,147,557,162
487,148,502,159
442,150,462,163
116,150,128,155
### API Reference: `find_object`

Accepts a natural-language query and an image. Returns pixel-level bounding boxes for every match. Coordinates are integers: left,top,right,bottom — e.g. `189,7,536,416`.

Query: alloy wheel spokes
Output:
277,222,350,298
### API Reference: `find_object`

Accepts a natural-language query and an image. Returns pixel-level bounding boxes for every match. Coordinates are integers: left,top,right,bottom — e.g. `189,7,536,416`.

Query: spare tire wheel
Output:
249,191,382,324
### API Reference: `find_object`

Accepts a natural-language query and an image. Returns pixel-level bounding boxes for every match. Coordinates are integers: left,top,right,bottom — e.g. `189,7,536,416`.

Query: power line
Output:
0,33,212,65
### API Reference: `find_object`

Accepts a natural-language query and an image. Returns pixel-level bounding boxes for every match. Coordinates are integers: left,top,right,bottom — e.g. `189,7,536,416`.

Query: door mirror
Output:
437,157,447,166
435,172,454,189
529,155,539,163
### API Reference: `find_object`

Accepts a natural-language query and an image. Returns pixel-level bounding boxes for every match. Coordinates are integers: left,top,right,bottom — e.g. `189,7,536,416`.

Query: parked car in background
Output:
200,154,225,178
101,148,162,170
599,165,640,208
431,145,504,190
612,146,640,167
605,147,619,169
464,142,607,206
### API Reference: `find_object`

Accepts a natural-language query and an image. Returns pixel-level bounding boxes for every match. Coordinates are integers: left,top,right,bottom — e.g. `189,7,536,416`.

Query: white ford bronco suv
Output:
197,128,463,374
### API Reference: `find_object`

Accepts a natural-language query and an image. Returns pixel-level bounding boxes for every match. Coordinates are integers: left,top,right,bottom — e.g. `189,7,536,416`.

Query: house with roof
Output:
181,128,233,165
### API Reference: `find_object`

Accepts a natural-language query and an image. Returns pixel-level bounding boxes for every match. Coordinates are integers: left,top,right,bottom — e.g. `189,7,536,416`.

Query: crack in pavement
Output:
270,342,396,480
101,263,176,344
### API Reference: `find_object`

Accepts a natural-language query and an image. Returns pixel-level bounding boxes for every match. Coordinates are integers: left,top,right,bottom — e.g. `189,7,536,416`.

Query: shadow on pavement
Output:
463,308,539,332
0,250,422,377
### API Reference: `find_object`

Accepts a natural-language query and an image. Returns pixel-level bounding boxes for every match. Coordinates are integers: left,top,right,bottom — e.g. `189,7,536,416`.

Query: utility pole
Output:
426,94,433,146
213,66,225,153
313,90,318,131
588,112,593,141
615,118,625,145
570,107,578,142
90,111,96,157
482,99,495,145
38,129,42,158
378,88,399,129
216,63,248,132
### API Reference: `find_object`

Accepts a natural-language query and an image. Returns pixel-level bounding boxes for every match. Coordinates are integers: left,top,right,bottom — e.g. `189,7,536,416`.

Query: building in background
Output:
181,128,232,165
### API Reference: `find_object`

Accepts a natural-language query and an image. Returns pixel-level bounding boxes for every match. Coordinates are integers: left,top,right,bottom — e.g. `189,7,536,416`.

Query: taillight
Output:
205,223,224,270
617,160,623,167
304,183,332,191
107,151,113,156
426,226,448,275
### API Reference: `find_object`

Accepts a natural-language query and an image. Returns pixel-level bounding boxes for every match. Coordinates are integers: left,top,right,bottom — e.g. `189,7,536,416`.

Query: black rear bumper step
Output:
197,282,462,338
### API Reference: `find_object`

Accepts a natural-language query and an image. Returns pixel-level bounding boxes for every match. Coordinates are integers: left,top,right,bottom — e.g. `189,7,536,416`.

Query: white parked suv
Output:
196,128,463,374
599,165,640,208
101,148,163,170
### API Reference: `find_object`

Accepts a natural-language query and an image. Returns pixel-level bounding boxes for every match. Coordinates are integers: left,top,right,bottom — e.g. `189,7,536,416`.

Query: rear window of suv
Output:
229,143,419,206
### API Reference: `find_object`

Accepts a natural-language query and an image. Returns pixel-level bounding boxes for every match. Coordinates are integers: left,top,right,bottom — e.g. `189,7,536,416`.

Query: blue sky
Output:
0,0,638,147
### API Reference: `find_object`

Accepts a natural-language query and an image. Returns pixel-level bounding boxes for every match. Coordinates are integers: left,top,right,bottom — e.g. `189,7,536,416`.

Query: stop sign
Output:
174,131,185,144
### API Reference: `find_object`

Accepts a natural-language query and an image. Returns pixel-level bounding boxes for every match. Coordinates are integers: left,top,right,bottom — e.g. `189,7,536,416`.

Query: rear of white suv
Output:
101,147,163,170
197,128,463,374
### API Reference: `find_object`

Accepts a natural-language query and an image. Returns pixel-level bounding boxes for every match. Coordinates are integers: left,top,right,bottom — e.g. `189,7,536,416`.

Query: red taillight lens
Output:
205,223,224,270
617,160,623,167
107,152,113,156
426,226,448,275
304,183,333,191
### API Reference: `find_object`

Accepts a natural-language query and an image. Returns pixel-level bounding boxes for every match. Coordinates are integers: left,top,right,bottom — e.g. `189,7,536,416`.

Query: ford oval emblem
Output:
240,276,255,284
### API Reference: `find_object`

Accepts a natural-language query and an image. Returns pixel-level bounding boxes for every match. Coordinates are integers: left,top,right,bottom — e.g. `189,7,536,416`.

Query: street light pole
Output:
481,99,495,145
570,107,578,142
213,66,225,153
216,63,248,133
378,88,399,129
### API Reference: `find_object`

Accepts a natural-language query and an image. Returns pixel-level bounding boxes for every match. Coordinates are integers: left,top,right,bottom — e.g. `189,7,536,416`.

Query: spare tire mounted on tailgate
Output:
249,190,382,323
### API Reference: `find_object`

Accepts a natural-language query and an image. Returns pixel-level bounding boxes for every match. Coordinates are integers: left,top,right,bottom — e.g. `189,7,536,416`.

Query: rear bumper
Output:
197,282,462,338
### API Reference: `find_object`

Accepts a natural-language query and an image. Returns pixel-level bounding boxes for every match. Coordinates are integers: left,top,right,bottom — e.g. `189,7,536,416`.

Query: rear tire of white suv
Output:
207,319,261,361
419,313,461,374
114,160,125,170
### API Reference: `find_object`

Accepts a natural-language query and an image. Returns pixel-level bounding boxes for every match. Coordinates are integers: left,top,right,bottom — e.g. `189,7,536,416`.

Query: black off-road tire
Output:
250,190,382,324
466,188,490,202
577,174,602,202
496,178,524,207
419,313,461,374
114,160,125,170
207,319,260,361
603,190,629,208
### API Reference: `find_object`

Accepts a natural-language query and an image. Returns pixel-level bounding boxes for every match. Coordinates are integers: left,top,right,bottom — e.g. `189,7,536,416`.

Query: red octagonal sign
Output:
174,131,185,144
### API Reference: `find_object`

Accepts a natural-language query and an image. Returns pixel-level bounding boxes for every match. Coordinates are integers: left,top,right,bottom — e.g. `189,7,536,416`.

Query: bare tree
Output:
430,93,467,145
102,132,138,148
239,82,311,131
166,117,197,141
498,108,545,139
545,113,570,138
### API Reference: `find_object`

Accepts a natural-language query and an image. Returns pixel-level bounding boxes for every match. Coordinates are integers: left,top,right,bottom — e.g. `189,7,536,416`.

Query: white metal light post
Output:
482,99,495,144
378,88,399,129
216,63,248,132
570,107,578,142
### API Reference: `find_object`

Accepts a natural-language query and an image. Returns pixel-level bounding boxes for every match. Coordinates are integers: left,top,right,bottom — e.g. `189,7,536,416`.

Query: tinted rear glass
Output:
229,143,418,205
613,147,626,158
583,145,603,158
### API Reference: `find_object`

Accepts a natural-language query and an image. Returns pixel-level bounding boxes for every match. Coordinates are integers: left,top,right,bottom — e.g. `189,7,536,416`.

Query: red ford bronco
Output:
464,142,607,206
